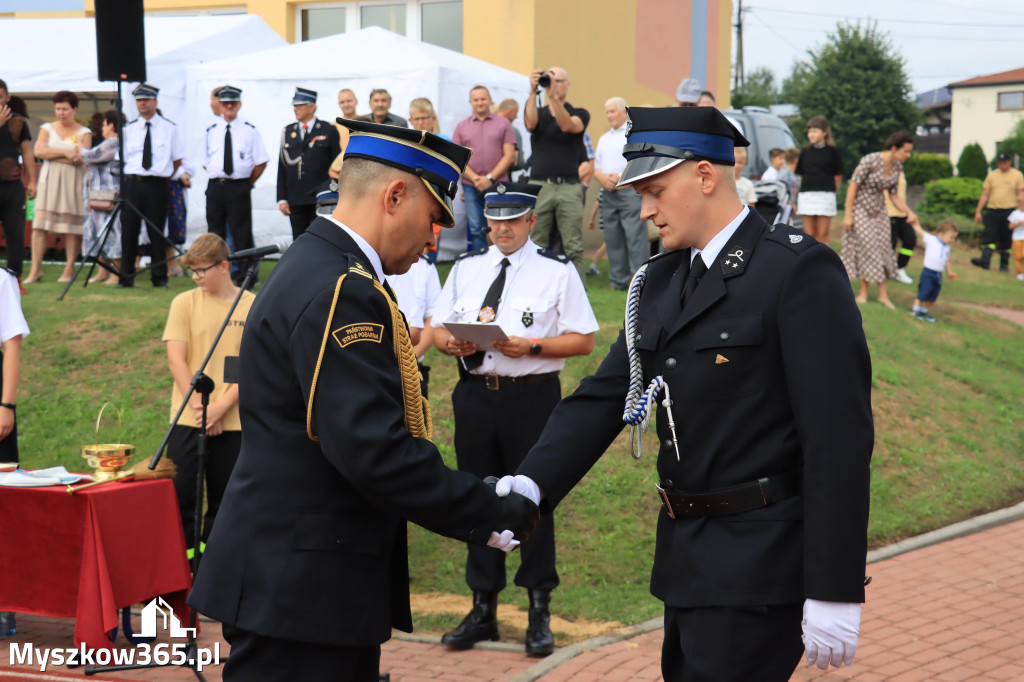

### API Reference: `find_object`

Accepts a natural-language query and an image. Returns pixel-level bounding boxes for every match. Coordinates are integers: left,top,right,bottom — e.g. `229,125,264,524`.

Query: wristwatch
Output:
529,339,542,356
0,402,15,411
486,173,494,181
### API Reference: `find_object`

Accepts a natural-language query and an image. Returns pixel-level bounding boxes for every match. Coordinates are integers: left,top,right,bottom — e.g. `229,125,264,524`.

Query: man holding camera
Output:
524,67,590,282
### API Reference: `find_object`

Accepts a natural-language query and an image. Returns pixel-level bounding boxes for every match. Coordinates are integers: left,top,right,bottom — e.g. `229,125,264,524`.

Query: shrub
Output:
919,176,983,217
990,120,1024,169
956,143,988,180
903,153,952,186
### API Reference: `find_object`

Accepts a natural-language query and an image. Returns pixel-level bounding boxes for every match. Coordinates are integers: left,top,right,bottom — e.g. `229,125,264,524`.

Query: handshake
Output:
485,475,542,553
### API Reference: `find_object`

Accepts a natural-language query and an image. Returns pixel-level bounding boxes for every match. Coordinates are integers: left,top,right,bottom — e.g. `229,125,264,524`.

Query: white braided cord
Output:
621,263,666,459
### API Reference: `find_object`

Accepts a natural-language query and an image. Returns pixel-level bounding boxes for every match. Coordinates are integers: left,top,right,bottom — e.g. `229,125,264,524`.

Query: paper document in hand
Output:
442,321,509,347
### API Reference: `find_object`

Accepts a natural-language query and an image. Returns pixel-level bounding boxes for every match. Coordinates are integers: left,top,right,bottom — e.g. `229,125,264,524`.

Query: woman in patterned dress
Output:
841,131,917,309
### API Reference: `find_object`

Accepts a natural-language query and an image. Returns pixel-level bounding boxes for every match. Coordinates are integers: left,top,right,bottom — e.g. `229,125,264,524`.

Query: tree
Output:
731,66,779,109
957,142,988,180
793,22,920,176
990,119,1024,169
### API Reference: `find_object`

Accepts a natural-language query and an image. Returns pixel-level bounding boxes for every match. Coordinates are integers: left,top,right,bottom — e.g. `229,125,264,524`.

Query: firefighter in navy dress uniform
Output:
188,120,539,682
276,87,342,240
432,182,598,656
497,106,874,680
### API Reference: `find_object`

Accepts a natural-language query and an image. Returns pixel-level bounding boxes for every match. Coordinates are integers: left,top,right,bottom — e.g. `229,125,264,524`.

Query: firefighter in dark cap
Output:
432,182,598,656
499,106,873,680
189,120,540,682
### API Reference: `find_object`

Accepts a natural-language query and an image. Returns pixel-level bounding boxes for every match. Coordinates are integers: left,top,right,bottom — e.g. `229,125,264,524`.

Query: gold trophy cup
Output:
81,402,135,482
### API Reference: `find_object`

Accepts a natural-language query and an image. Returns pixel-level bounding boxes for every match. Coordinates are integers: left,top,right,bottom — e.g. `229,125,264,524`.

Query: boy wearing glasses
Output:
162,233,254,561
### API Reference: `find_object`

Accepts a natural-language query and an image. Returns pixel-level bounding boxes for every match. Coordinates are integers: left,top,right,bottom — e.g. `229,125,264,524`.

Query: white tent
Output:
1,15,287,122
182,26,531,249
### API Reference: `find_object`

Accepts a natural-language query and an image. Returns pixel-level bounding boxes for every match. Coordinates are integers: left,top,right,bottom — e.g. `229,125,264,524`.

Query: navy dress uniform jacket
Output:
276,119,341,207
517,210,873,609
188,217,512,647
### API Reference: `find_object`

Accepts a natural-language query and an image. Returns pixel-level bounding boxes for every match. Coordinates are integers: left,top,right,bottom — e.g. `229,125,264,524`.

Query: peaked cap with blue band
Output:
132,83,159,100
292,87,317,105
483,182,540,220
616,106,749,188
337,118,471,227
216,85,242,102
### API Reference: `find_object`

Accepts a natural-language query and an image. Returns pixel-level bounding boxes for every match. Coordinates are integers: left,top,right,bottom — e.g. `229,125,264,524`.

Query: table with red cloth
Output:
0,478,193,650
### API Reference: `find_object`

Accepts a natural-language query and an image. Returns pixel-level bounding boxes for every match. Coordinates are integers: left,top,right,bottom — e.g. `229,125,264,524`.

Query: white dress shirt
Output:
122,113,184,178
204,116,270,180
387,257,442,330
0,271,30,343
433,240,599,376
594,122,629,175
691,206,749,268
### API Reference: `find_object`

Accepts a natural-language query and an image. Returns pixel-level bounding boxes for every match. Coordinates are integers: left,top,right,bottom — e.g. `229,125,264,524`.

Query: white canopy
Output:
182,26,532,248
1,15,287,122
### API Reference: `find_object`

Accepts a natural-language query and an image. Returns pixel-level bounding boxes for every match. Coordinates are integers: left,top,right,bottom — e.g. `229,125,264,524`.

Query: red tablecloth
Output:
0,477,192,650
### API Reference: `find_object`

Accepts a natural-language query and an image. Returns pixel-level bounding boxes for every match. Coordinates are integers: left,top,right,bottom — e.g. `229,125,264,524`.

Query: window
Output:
302,8,347,41
422,1,462,52
997,91,1024,111
297,1,462,51
360,3,407,35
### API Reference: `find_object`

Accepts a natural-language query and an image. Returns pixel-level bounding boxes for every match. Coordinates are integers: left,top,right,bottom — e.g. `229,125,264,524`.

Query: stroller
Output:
753,179,791,226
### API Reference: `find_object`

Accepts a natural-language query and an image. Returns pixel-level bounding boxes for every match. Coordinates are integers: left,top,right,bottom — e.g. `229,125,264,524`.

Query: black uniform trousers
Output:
889,216,916,269
452,374,561,592
661,603,804,682
981,208,1013,251
120,175,171,286
207,180,254,256
288,204,318,240
0,181,25,277
166,424,241,551
0,352,16,464
222,625,380,682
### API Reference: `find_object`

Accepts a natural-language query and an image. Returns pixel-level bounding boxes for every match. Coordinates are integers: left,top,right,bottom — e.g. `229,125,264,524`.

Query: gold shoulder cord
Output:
306,274,432,442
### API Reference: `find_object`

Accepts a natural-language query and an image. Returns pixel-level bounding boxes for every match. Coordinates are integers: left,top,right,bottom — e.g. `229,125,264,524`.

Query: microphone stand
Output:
83,257,262,679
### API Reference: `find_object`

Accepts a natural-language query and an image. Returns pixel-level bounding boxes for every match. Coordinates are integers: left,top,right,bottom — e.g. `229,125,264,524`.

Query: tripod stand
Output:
58,79,185,302
83,258,261,679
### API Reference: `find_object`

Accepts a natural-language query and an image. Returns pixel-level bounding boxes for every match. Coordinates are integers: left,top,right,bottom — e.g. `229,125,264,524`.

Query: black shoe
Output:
440,591,499,650
525,589,554,657
153,281,170,288
117,281,134,288
970,257,990,270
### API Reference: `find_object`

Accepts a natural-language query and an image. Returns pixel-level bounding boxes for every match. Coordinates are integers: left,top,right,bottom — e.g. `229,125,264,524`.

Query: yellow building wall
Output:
950,85,1024,166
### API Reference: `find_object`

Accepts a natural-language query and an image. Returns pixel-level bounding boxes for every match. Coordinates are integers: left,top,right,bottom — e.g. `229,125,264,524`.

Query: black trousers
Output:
166,424,241,551
0,352,16,464
222,625,381,682
981,208,1013,251
120,176,171,286
890,216,916,269
452,375,561,592
288,204,317,240
207,180,254,255
0,181,25,277
661,603,804,682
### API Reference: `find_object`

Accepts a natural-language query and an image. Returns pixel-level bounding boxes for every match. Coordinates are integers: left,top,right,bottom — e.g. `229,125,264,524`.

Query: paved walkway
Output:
4,503,1024,681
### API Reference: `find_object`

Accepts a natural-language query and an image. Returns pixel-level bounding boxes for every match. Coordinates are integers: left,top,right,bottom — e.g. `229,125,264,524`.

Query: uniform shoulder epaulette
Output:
419,254,431,263
345,254,376,280
245,121,256,129
2,266,16,277
126,118,142,127
206,123,217,132
537,247,571,264
642,249,681,266
456,247,488,261
764,223,816,254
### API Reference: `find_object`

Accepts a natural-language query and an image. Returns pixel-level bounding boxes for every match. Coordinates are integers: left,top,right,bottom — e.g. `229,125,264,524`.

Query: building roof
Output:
949,67,1024,89
917,87,951,110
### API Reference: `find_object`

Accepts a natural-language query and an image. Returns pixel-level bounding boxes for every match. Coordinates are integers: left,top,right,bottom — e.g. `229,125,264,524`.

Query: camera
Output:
537,71,552,89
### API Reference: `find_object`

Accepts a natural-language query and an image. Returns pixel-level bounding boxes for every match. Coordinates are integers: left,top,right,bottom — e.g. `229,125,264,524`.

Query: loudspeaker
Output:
95,0,146,82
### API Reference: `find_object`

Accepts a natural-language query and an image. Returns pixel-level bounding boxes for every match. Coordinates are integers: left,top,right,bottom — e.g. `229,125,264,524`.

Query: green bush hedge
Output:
903,153,952,186
957,143,988,180
919,176,983,217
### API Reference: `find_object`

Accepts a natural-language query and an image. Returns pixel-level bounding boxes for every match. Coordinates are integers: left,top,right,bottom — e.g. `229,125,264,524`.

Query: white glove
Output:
486,530,520,552
802,599,861,669
494,474,542,506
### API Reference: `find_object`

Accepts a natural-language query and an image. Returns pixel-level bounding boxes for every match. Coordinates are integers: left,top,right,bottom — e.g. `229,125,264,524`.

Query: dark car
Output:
722,107,797,180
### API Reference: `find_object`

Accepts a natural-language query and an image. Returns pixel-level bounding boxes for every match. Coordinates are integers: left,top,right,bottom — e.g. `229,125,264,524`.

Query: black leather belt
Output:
465,371,559,391
210,178,250,185
533,175,579,185
656,470,801,518
126,174,170,182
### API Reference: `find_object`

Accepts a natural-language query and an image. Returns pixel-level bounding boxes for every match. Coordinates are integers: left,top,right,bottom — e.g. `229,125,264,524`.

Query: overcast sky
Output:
739,0,1024,96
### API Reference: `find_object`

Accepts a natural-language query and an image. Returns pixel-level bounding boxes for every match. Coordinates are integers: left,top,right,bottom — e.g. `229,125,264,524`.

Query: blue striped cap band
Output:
345,134,461,189
625,130,735,164
484,190,537,208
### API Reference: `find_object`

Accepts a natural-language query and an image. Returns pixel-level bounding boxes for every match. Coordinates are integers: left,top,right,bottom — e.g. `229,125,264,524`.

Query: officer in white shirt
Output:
594,96,647,290
432,182,598,657
387,253,443,395
204,85,269,286
119,83,186,288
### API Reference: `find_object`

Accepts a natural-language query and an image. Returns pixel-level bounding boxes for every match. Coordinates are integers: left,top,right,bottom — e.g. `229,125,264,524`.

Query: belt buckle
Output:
656,484,676,519
483,374,500,391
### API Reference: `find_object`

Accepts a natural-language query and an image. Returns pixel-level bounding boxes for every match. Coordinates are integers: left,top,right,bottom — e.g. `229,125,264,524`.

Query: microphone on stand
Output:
228,244,287,261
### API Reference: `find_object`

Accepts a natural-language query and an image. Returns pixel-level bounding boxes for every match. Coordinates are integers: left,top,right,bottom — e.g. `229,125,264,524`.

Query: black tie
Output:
681,255,708,308
223,124,234,176
142,122,152,170
463,257,510,371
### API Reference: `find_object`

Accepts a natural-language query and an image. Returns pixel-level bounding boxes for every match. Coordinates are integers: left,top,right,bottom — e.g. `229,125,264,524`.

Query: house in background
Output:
949,67,1024,164
915,86,951,155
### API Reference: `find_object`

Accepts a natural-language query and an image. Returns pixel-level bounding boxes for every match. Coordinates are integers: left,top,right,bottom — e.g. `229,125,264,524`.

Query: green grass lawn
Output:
10,228,1024,629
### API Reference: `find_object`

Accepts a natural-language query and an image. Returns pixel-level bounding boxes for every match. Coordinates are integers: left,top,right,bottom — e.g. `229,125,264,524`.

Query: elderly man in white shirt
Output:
593,97,647,290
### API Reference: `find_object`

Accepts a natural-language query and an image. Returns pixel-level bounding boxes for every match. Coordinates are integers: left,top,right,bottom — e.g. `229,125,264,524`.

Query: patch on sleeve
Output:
332,323,384,348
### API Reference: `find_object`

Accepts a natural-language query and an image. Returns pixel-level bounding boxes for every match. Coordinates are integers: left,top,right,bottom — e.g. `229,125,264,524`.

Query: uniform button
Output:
468,528,477,539
336,538,343,545
665,358,677,369
636,333,642,341
720,332,729,340
769,225,776,232
663,479,673,489
663,439,673,449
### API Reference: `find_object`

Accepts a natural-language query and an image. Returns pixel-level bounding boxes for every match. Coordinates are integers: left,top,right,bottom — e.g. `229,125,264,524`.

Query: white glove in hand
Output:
802,599,861,670
494,474,542,506
486,530,520,552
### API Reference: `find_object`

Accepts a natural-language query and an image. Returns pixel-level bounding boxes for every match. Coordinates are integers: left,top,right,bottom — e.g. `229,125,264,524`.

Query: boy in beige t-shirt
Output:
162,233,255,559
